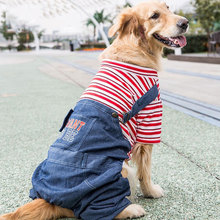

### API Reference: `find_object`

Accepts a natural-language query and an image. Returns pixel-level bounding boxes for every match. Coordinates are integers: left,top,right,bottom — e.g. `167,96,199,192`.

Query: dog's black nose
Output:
177,19,189,31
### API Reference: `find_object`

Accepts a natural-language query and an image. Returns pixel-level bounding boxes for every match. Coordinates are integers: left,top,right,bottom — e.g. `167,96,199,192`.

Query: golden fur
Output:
101,0,186,70
0,1,187,219
0,199,74,220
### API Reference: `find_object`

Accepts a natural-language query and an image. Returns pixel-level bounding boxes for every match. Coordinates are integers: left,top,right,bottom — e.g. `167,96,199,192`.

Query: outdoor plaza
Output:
0,50,219,219
0,0,220,219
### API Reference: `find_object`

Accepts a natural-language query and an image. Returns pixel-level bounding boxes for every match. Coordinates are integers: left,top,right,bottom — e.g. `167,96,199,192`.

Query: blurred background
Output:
0,0,219,55
0,1,220,218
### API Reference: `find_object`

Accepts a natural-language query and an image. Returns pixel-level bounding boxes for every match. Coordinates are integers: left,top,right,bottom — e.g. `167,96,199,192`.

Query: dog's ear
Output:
108,7,139,38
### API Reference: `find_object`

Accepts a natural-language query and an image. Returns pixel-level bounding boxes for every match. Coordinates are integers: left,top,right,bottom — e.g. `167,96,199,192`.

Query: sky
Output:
0,0,192,35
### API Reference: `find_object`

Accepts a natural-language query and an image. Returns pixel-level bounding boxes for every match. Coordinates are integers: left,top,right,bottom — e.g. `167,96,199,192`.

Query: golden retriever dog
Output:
0,1,188,219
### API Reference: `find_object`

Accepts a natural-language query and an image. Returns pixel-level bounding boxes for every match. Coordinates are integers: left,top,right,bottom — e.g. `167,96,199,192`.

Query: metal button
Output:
112,112,118,118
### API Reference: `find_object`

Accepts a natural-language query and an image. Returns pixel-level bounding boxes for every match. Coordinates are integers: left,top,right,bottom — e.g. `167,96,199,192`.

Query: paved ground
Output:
0,51,219,220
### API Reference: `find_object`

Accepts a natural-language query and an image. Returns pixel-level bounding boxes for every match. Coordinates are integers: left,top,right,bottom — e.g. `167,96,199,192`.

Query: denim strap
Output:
59,109,74,132
122,84,158,123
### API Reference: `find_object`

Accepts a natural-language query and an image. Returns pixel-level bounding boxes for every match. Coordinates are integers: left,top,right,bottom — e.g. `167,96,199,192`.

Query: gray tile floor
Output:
0,51,219,219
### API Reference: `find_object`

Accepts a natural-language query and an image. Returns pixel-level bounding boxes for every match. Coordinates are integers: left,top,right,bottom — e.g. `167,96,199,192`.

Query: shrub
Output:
163,48,174,56
80,42,106,50
182,35,208,53
17,44,26,51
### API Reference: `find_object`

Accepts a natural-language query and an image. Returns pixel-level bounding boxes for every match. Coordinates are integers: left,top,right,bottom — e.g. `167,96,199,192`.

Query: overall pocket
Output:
53,112,97,151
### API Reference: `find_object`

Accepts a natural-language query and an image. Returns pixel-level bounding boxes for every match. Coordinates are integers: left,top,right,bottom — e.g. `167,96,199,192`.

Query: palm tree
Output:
86,19,96,39
124,0,132,8
86,9,112,40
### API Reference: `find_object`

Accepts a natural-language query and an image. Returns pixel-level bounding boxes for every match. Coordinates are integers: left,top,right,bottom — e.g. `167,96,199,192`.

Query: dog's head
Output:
109,0,188,49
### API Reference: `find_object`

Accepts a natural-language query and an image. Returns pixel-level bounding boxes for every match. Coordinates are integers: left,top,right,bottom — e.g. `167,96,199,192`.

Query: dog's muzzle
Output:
177,19,189,33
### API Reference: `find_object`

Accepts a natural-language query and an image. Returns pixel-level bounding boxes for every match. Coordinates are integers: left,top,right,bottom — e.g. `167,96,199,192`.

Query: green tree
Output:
86,19,96,38
38,30,45,40
192,0,220,38
16,27,34,51
0,12,15,41
86,9,112,39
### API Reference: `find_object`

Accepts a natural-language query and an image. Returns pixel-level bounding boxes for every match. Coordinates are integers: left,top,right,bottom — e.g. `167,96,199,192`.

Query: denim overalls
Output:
30,85,158,220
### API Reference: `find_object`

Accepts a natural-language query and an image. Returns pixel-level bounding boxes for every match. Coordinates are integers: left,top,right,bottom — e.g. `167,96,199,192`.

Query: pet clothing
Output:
30,60,162,220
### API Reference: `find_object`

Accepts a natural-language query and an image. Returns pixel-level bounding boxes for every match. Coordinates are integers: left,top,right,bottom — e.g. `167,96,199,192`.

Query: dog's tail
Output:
0,199,74,220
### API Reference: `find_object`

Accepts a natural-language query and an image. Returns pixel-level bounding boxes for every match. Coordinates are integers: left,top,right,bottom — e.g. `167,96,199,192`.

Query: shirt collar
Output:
101,59,158,77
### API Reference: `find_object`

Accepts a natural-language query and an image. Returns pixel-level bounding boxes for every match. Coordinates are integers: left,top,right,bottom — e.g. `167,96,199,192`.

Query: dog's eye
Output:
150,13,160,19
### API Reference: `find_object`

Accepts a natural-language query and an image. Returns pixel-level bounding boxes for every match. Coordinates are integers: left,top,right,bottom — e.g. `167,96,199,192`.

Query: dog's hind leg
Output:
132,143,164,198
122,161,138,202
0,199,75,220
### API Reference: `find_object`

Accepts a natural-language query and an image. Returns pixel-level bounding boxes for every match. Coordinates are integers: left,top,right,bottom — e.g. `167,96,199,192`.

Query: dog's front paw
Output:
142,184,164,199
114,204,146,219
150,184,164,198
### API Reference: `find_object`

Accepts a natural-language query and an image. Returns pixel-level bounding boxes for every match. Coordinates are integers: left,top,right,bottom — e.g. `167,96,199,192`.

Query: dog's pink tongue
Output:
177,36,187,47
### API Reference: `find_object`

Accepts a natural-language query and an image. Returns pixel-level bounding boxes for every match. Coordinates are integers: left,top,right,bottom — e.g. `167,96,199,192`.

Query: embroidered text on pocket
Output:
61,118,86,142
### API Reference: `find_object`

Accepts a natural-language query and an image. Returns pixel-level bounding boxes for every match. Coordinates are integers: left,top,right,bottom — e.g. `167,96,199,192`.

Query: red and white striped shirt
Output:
80,59,162,153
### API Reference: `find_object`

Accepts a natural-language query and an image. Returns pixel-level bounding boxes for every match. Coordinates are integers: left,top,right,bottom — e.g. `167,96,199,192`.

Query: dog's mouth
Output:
153,33,187,48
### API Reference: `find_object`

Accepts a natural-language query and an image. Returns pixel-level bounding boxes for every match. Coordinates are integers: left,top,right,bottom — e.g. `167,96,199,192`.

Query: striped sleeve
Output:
135,99,163,144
